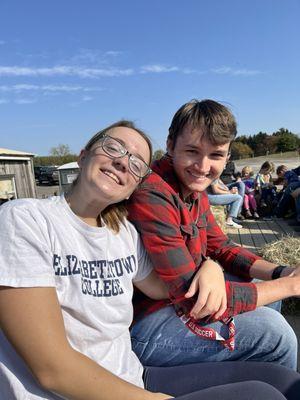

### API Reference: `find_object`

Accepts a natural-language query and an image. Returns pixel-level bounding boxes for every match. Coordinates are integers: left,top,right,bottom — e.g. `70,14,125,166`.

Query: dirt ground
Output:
234,155,300,174
35,183,60,199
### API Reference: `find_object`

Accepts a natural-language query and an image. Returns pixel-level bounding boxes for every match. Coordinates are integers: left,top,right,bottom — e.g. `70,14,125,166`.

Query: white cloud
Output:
0,98,9,104
140,64,179,74
105,50,123,57
0,65,134,78
15,98,37,104
212,66,261,76
82,95,93,102
0,63,262,81
0,84,104,93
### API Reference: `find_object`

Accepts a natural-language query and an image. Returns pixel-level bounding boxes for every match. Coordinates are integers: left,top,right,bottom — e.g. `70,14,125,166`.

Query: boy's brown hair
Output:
167,99,237,149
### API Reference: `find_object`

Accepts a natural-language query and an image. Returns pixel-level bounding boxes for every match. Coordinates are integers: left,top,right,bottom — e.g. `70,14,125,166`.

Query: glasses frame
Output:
94,134,152,179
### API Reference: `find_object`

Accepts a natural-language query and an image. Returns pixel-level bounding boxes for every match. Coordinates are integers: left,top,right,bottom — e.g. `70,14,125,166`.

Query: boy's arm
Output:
128,187,259,319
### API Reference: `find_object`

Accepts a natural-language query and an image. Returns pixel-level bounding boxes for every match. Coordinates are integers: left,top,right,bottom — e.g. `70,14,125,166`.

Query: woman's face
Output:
78,126,150,205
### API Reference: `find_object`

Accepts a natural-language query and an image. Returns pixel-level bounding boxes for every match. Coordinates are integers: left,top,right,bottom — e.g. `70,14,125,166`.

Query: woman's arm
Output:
134,270,169,300
0,286,170,400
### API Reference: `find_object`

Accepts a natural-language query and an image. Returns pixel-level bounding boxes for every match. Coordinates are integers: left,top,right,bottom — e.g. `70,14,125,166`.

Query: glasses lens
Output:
129,155,149,178
100,135,150,178
102,137,125,157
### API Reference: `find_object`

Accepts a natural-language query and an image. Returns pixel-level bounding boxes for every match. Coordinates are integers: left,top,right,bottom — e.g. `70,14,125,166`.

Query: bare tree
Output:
50,144,71,157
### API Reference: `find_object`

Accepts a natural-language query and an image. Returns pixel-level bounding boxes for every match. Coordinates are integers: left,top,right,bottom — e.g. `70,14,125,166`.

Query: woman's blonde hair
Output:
72,120,152,233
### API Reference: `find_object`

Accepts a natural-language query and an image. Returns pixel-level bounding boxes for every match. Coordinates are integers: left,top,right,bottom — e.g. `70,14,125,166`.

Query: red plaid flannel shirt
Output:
127,155,260,322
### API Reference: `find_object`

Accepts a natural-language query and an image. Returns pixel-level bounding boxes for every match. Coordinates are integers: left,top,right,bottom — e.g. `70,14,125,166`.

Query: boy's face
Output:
277,167,287,178
167,124,230,199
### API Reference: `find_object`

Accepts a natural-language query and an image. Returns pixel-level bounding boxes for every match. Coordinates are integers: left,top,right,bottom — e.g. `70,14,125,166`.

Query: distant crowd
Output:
207,159,300,228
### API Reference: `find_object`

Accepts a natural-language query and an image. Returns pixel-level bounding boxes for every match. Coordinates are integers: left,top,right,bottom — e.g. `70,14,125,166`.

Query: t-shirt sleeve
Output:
132,234,153,283
0,202,56,288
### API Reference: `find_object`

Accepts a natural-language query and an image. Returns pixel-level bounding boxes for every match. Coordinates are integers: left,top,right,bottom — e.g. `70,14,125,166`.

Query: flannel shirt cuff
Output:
224,281,258,317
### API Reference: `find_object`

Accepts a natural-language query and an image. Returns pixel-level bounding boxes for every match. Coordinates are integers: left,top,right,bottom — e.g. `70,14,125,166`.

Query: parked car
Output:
38,166,59,185
34,166,43,181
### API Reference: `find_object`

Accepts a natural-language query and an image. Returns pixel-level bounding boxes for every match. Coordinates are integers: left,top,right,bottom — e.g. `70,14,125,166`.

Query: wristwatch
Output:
271,265,288,280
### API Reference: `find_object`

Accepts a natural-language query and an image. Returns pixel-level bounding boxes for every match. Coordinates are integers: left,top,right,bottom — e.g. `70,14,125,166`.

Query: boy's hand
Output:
185,259,227,320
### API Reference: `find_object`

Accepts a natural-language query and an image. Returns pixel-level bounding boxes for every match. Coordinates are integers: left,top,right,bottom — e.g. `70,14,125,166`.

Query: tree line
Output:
33,144,77,166
34,130,300,166
152,128,300,161
230,128,300,159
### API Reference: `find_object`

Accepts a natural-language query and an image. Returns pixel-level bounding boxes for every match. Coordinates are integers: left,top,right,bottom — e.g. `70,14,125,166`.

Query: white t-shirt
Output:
0,195,152,399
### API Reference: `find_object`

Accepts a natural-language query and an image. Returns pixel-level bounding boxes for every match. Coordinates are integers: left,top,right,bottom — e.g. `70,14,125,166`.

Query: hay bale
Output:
211,205,227,232
259,236,300,266
259,236,300,315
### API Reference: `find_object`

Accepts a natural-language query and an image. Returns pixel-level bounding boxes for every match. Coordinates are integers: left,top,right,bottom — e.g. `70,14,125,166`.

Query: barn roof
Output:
0,147,35,157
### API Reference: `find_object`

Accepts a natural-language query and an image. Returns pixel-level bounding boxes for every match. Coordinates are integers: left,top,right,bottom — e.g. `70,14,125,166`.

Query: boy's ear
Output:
78,149,87,168
166,138,174,155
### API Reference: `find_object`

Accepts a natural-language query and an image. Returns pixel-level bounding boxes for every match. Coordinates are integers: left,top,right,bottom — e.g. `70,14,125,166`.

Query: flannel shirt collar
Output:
151,154,199,202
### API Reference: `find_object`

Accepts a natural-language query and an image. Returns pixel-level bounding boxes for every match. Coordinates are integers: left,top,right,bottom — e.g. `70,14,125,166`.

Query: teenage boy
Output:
128,99,299,370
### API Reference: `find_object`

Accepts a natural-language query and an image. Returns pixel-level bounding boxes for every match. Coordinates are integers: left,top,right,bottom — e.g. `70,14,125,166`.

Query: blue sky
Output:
1,0,300,155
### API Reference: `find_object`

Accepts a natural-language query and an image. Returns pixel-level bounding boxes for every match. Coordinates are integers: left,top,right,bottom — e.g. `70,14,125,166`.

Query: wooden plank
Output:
240,220,265,249
274,218,300,237
241,220,265,253
226,227,241,246
227,218,299,255
255,220,278,244
237,224,257,253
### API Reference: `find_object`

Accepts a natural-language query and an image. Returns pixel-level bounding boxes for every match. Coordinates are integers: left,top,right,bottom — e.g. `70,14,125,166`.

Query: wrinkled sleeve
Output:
0,202,55,288
128,187,259,318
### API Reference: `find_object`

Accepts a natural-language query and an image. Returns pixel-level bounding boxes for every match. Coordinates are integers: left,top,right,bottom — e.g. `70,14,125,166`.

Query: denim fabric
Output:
131,305,297,370
144,362,300,399
227,181,246,198
295,195,300,222
207,193,243,218
275,181,300,217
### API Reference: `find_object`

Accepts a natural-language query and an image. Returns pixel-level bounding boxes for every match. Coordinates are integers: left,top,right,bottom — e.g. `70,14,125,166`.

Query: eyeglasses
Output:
94,135,151,178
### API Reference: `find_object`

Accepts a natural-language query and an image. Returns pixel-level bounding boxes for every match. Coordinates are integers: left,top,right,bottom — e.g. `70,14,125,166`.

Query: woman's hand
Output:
185,259,227,320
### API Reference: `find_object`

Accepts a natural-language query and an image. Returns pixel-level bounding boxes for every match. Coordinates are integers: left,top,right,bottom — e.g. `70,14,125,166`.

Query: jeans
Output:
227,181,246,198
207,193,243,218
144,362,300,399
131,306,297,371
274,182,300,217
295,194,300,222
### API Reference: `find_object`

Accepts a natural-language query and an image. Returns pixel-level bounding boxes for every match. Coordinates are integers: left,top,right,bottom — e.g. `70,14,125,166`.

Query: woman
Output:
207,177,244,228
0,120,299,400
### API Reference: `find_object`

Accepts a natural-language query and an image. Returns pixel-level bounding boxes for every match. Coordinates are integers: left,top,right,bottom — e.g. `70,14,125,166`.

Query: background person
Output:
274,164,300,219
220,158,245,220
241,166,259,219
207,177,243,228
255,161,277,219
